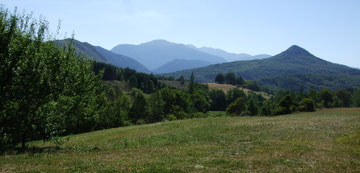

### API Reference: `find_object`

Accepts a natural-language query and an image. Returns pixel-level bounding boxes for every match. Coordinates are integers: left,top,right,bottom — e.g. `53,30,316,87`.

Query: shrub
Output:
226,97,246,115
166,114,177,121
298,98,316,112
279,95,293,114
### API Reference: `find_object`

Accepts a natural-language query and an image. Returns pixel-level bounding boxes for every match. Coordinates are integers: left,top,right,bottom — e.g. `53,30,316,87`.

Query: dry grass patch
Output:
206,83,272,99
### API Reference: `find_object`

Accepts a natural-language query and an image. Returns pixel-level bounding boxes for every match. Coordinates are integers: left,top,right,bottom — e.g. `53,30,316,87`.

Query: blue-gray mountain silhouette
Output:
56,39,150,73
111,39,226,71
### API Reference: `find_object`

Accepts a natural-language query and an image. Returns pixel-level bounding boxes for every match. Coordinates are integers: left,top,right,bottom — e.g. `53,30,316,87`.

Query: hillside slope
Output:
56,39,150,73
2,108,359,172
56,39,107,62
111,39,226,70
166,45,360,90
94,46,150,73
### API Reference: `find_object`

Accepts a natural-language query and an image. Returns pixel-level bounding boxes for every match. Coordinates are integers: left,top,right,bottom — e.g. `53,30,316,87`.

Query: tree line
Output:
215,72,262,92
222,86,360,116
93,62,163,93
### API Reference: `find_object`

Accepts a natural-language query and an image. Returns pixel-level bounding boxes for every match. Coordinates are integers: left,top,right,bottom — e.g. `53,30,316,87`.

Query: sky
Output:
1,0,360,67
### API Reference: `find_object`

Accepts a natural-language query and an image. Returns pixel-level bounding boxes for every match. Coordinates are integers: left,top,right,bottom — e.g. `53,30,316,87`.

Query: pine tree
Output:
215,73,224,84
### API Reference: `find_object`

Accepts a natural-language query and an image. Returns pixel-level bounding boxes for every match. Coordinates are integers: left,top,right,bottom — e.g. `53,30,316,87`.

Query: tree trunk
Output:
21,133,26,151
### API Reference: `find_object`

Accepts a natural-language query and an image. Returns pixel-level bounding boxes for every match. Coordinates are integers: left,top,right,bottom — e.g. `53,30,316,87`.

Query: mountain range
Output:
166,45,360,90
111,39,226,71
187,45,271,62
55,39,150,73
58,39,273,74
57,39,360,91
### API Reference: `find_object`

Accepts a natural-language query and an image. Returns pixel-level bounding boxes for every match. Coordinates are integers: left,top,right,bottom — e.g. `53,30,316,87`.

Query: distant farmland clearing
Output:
206,83,272,99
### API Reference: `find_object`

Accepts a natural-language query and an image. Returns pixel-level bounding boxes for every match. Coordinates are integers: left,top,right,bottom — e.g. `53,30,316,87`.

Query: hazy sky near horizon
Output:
2,0,360,67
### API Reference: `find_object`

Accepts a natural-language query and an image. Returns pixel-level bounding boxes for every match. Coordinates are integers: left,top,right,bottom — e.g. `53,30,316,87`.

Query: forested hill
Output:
165,45,360,90
55,39,150,73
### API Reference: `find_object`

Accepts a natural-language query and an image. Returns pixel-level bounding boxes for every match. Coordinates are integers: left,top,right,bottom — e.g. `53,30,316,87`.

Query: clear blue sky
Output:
2,0,360,67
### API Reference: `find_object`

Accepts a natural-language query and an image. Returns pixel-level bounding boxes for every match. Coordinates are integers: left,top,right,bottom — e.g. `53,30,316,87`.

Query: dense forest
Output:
1,8,360,154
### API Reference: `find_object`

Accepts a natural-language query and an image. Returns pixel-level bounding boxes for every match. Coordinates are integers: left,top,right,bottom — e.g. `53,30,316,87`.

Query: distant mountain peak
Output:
142,39,174,46
283,45,312,56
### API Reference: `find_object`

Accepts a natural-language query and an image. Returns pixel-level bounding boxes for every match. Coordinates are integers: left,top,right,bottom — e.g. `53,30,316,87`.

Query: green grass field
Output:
1,108,360,172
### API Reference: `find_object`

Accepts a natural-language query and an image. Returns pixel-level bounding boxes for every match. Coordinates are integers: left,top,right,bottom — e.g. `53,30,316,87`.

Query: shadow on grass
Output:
1,146,62,156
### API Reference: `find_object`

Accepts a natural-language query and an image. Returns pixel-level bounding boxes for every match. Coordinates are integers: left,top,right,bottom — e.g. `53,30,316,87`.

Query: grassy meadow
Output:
1,108,359,172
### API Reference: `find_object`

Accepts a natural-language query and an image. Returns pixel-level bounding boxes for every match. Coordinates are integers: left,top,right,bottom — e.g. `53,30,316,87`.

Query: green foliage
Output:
178,75,185,85
215,72,244,86
336,89,351,107
224,72,236,85
129,89,148,124
298,98,316,112
147,92,166,123
215,73,224,84
260,100,272,116
97,91,131,129
165,114,177,121
209,89,226,111
278,95,293,115
226,97,246,115
159,88,192,119
259,74,360,91
191,89,211,113
0,8,104,151
308,88,319,104
128,75,138,88
320,88,333,108
353,89,360,107
188,72,195,94
93,62,160,93
236,76,245,86
226,88,246,105
245,81,261,91
247,99,258,116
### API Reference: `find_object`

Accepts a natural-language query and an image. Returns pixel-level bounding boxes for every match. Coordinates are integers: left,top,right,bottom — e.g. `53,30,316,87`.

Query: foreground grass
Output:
1,108,360,172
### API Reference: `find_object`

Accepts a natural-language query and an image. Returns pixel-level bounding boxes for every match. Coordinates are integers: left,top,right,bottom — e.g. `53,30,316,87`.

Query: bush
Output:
226,97,246,115
279,95,293,114
166,114,177,121
298,98,316,112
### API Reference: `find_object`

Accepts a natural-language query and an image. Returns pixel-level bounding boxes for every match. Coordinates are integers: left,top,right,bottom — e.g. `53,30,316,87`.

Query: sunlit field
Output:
1,108,359,172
